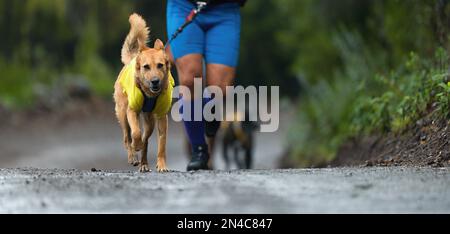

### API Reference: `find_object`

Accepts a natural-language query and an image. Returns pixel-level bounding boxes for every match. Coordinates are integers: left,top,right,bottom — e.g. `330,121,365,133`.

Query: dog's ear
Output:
165,54,171,70
154,39,164,50
134,56,142,88
135,56,141,72
135,76,143,90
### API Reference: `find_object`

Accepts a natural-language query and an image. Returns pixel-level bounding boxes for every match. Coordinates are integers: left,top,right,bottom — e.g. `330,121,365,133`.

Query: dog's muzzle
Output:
149,77,162,93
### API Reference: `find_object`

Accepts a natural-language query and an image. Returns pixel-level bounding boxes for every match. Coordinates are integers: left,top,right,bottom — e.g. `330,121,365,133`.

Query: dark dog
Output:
221,111,258,170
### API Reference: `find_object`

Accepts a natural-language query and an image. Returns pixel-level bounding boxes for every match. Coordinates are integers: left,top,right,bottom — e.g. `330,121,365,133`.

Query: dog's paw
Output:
156,163,169,173
128,155,140,167
157,167,169,173
139,164,151,173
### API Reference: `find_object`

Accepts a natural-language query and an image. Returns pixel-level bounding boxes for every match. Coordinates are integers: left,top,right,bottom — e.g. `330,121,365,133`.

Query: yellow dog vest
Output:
118,57,175,118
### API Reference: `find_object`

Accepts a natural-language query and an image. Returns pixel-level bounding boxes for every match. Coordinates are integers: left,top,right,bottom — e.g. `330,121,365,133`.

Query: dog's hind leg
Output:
245,146,253,170
234,145,245,169
139,114,155,173
222,141,231,170
244,136,254,169
156,115,169,173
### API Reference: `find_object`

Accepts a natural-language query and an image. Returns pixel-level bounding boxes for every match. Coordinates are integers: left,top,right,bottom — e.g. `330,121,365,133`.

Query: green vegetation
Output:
289,48,449,167
281,0,450,166
0,0,165,109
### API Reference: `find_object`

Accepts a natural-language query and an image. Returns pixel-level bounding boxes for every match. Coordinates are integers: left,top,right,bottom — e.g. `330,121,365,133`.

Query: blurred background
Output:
0,0,449,170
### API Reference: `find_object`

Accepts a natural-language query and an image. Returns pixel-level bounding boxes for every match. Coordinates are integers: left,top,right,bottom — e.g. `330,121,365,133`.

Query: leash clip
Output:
187,1,207,21
196,1,208,12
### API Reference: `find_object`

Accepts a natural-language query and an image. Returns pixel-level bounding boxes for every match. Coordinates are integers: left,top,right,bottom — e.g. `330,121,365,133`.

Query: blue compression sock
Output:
203,97,221,137
181,99,206,147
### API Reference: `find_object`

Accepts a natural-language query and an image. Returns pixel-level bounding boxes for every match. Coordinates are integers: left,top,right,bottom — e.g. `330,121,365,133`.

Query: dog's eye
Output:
143,64,151,70
157,63,164,69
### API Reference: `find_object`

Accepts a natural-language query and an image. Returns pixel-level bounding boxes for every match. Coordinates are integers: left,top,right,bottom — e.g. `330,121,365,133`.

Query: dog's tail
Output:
121,13,150,65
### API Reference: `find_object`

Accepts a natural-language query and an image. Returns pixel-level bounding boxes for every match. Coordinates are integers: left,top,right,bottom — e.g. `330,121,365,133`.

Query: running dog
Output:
222,111,258,170
114,13,174,173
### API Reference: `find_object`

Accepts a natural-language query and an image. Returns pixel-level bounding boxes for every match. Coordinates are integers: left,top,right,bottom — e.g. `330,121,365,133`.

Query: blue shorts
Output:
167,0,241,67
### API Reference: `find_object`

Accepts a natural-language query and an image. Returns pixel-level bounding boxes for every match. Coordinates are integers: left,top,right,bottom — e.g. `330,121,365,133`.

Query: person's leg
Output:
176,55,211,171
203,5,241,163
205,64,236,162
167,0,241,170
167,0,211,171
176,54,206,148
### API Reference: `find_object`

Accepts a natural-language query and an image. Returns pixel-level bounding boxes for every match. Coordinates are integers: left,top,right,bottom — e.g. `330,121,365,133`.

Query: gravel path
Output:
0,167,449,214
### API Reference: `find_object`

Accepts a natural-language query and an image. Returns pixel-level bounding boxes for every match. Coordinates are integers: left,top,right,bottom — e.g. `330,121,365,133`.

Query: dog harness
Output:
118,57,175,118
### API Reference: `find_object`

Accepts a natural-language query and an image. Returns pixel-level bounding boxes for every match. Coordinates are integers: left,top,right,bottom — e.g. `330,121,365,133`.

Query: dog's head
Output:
135,39,171,97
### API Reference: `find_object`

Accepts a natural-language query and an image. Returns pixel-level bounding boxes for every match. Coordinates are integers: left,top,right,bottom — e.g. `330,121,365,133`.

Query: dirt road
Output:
1,104,449,213
0,167,449,213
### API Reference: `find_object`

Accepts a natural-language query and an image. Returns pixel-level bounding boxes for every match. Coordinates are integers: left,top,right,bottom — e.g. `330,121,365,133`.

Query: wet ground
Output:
0,104,449,213
0,167,449,213
0,105,286,171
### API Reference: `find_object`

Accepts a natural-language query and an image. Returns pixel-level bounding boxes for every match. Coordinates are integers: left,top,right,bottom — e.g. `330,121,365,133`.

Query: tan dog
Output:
114,14,172,173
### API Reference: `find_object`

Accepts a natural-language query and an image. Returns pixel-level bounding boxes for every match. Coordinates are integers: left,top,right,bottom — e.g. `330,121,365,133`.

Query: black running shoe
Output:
187,144,210,171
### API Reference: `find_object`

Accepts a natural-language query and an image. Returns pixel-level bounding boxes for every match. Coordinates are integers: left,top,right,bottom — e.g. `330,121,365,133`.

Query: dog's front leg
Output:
139,114,155,173
127,109,144,153
156,115,169,173
115,102,139,166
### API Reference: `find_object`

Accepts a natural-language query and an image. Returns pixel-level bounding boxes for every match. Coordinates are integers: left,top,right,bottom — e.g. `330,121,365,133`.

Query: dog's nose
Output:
151,78,161,86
